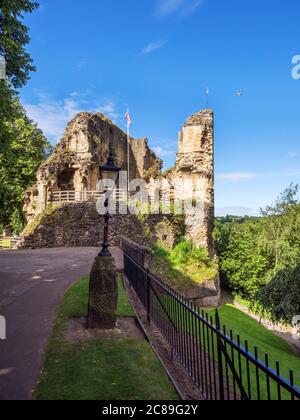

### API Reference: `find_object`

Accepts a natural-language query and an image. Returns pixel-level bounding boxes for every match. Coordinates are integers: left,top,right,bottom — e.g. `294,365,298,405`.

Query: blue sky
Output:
21,0,300,216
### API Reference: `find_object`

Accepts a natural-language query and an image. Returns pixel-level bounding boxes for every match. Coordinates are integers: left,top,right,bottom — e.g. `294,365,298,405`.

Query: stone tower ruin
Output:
171,109,215,254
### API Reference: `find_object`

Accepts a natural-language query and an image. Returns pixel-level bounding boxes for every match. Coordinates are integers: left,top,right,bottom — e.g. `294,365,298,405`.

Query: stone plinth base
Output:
184,275,220,308
88,256,117,330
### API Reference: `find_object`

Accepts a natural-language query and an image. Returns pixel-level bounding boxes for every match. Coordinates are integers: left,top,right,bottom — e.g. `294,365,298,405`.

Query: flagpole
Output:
127,110,130,196
206,87,209,108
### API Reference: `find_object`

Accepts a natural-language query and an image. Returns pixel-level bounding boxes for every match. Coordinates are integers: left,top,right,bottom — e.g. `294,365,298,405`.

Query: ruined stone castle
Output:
20,108,218,306
22,108,215,254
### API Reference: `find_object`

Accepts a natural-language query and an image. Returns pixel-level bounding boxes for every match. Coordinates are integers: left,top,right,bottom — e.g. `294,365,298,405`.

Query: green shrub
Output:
171,241,193,264
154,243,170,259
191,246,209,264
153,240,218,290
251,264,300,325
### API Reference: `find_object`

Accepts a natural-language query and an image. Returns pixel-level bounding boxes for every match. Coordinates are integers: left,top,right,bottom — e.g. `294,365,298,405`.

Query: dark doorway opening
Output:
58,168,76,191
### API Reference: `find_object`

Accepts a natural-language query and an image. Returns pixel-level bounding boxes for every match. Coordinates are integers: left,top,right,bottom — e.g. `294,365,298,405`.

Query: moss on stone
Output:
20,202,185,250
22,204,62,237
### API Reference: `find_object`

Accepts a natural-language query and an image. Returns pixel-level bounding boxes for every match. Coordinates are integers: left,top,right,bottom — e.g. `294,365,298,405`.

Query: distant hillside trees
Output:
0,1,51,232
215,184,300,324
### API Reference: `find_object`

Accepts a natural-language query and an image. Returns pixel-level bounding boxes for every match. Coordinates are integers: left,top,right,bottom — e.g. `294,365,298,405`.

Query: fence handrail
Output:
124,251,300,400
48,189,176,204
49,189,129,203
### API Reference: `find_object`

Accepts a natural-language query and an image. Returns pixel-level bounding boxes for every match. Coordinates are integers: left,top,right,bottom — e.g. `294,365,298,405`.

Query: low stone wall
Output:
18,202,184,250
120,237,220,307
119,237,154,270
184,277,220,307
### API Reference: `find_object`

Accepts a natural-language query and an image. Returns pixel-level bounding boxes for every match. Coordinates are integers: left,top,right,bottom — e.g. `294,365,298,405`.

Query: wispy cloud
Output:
77,60,88,70
156,0,184,17
288,151,298,159
217,172,258,183
152,146,176,158
155,0,206,18
216,207,255,217
217,170,300,183
140,40,167,55
179,0,206,17
23,90,120,144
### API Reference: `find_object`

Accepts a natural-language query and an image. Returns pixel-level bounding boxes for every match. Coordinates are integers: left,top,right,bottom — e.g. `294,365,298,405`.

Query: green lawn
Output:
34,276,178,401
207,304,300,400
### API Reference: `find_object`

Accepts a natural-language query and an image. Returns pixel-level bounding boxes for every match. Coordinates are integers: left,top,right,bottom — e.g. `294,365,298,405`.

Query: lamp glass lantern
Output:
98,150,121,257
100,151,121,192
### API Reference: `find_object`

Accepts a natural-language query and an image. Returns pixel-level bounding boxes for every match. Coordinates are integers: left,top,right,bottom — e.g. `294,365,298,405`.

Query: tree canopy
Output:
0,1,52,233
0,0,39,88
215,184,300,324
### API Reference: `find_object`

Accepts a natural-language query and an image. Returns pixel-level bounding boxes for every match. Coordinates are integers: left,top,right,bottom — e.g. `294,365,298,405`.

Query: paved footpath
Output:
0,247,123,400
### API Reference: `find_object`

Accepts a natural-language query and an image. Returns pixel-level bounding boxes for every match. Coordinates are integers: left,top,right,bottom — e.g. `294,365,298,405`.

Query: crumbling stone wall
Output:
18,203,184,249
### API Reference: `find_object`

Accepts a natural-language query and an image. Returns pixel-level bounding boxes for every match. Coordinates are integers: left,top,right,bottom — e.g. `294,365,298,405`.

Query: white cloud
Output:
155,0,206,18
140,40,167,55
152,146,176,158
156,0,184,17
77,60,88,70
217,172,258,183
23,90,120,144
288,151,298,158
216,207,255,217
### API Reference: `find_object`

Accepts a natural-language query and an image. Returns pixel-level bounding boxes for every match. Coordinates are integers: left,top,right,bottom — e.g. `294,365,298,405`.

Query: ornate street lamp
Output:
99,150,121,257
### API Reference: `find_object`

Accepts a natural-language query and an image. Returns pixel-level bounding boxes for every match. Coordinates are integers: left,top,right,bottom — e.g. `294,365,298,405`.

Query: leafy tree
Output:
215,219,270,298
0,1,51,233
0,97,51,232
0,0,39,88
251,264,300,325
259,184,300,269
215,184,300,318
261,183,299,217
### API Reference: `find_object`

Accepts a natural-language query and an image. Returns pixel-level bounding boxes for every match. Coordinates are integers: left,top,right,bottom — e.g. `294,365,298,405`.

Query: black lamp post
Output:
99,150,121,257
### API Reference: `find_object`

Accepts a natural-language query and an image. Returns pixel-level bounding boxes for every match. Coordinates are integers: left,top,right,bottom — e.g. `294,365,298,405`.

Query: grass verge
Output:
34,276,178,400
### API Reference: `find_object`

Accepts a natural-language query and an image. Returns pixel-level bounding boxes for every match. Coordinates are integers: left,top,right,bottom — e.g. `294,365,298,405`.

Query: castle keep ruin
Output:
23,113,162,223
22,108,215,255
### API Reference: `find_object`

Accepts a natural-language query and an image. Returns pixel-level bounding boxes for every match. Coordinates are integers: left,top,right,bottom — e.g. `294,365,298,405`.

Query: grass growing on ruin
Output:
34,276,177,401
153,241,218,291
22,204,61,237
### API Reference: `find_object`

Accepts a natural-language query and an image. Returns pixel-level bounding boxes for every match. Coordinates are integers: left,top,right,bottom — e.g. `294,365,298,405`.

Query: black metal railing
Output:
124,252,300,401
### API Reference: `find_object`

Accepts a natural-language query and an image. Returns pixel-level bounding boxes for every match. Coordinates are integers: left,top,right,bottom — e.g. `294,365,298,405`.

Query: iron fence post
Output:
123,251,300,401
146,268,151,323
216,310,225,401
